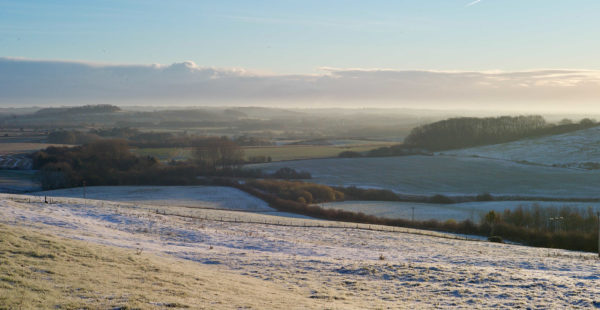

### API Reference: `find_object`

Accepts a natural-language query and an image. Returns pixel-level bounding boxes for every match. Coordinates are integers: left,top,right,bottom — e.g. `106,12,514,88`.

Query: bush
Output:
245,179,343,204
476,193,493,201
487,236,503,243
247,156,269,163
429,194,454,204
337,186,400,201
268,167,311,179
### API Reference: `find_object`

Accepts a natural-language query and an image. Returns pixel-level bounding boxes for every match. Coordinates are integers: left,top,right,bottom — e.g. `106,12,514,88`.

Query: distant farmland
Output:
253,155,600,198
133,141,395,162
0,142,73,155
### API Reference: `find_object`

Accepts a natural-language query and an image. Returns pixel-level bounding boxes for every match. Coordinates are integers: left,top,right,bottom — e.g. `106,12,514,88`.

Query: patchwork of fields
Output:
0,142,72,154
3,127,600,308
0,154,32,169
133,140,395,162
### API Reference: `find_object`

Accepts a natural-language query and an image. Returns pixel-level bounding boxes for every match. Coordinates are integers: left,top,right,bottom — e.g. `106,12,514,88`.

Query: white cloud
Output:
0,57,599,111
466,0,482,7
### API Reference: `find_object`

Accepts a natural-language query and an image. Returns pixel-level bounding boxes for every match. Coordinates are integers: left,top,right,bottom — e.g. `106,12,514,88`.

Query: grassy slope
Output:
0,224,321,309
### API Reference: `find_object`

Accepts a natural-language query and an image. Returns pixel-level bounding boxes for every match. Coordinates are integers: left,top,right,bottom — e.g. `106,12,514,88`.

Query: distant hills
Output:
34,104,121,116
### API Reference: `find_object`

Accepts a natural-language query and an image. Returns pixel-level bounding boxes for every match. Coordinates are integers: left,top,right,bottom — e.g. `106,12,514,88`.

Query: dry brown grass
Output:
0,224,327,309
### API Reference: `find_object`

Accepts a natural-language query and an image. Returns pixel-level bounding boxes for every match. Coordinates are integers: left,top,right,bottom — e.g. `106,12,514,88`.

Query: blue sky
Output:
2,0,600,73
2,1,600,110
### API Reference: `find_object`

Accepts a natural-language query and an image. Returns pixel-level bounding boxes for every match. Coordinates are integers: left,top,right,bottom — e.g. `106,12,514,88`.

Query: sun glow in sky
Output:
1,0,600,109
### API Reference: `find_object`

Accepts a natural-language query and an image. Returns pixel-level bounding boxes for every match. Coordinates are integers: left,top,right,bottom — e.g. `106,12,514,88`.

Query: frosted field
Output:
444,126,600,168
1,194,599,308
0,154,32,169
254,156,600,198
37,185,274,212
0,170,40,193
322,200,600,222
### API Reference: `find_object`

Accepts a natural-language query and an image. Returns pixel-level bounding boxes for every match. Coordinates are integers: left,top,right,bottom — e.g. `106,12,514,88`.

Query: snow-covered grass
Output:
443,126,600,169
253,155,600,198
36,185,274,212
0,154,32,169
321,200,600,222
1,194,599,308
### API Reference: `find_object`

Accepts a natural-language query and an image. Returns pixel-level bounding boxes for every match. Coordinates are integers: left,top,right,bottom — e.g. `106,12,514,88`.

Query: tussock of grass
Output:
0,224,320,309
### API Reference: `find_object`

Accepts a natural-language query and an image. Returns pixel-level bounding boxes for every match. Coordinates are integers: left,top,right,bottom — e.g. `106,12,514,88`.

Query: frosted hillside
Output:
1,194,599,308
444,126,600,168
37,186,274,212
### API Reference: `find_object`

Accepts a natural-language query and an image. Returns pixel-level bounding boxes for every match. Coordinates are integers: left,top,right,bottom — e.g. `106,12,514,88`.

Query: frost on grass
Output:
254,155,600,198
36,185,274,211
1,194,600,308
444,126,600,169
321,200,600,222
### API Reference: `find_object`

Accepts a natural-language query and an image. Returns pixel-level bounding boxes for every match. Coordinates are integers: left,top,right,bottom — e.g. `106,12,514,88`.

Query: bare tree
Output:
193,137,244,170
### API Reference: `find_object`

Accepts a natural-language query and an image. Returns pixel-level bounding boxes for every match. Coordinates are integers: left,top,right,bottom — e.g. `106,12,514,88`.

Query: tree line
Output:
404,115,598,151
47,127,272,148
34,104,121,117
33,139,307,190
342,116,600,158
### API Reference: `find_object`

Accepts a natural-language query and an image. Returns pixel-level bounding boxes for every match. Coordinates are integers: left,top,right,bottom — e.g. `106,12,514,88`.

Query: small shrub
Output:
429,194,454,204
268,167,312,179
488,236,503,243
476,193,493,201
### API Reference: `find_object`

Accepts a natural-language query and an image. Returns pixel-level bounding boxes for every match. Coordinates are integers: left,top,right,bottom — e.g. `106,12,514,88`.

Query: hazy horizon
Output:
1,57,600,114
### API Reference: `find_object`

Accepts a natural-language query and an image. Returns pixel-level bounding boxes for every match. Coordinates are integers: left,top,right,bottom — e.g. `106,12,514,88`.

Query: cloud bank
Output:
1,57,599,111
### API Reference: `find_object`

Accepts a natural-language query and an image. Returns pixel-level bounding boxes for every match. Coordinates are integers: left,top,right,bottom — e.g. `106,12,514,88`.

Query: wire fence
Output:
1,193,483,243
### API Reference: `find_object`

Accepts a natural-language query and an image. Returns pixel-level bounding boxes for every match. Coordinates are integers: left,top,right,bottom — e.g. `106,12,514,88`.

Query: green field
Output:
133,141,396,162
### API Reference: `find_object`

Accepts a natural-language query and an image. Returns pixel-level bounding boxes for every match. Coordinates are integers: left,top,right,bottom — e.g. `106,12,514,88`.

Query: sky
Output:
1,0,600,110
